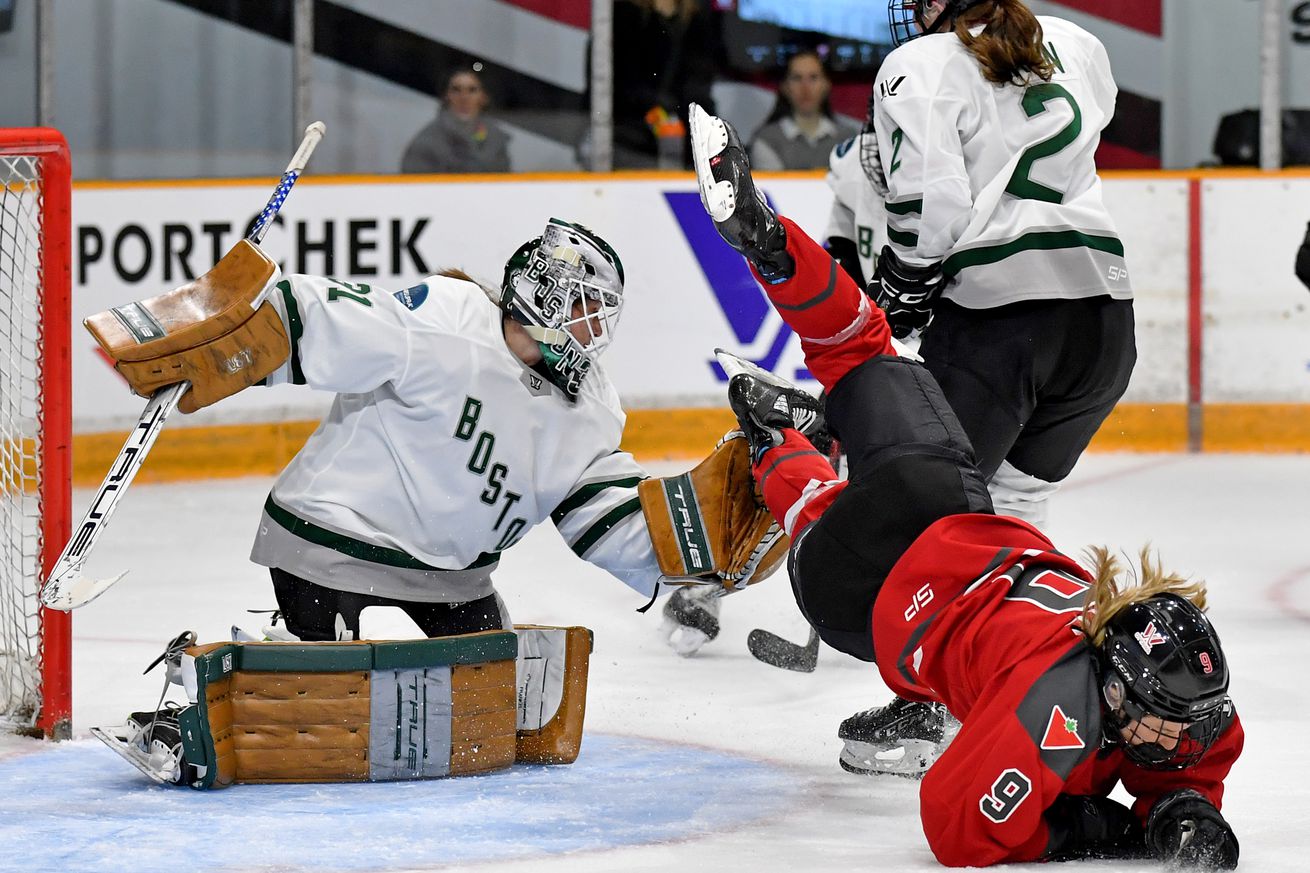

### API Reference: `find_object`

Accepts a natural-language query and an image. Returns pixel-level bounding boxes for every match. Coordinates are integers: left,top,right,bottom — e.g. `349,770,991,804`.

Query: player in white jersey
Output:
824,130,888,291
835,0,1139,776
249,218,666,640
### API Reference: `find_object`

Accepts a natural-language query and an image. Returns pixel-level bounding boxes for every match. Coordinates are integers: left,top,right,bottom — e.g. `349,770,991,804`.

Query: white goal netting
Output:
0,152,54,733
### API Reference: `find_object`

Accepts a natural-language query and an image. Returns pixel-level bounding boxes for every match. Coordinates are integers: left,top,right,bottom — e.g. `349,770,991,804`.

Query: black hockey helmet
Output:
888,0,991,47
1096,593,1231,769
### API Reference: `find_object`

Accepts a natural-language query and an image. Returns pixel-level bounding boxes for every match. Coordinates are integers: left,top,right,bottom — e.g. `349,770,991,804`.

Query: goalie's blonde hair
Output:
1080,545,1210,646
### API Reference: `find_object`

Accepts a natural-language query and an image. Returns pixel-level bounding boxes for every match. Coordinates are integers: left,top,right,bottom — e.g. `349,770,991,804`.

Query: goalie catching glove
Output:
84,240,289,413
639,432,788,592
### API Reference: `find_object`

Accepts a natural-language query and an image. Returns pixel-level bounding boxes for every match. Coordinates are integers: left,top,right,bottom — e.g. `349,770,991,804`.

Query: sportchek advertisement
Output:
69,174,1310,433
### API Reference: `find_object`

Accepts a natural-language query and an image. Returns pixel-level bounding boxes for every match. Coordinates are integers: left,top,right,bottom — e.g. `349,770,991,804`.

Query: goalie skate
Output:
837,698,959,779
91,704,194,785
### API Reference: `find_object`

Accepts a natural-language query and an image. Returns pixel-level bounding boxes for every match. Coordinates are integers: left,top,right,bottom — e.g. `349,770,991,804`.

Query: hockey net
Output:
0,129,71,739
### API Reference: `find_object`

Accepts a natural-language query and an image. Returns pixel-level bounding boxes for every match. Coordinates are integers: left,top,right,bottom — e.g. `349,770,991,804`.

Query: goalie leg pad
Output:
159,632,521,788
514,625,592,764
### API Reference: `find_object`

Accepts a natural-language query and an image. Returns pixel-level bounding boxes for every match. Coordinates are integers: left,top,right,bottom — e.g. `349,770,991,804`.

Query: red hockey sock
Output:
754,430,847,537
749,216,894,392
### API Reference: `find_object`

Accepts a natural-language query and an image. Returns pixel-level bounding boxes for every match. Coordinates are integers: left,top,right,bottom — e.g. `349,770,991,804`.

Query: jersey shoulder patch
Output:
1014,645,1102,780
393,282,429,311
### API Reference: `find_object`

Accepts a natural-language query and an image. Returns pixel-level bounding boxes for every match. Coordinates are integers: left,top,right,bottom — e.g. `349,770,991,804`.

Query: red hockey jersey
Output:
871,513,1244,867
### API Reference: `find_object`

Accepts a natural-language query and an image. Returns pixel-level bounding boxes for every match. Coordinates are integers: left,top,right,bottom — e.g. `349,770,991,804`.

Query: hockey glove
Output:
660,585,722,657
870,245,947,341
1296,221,1310,293
1043,794,1146,862
1145,789,1239,870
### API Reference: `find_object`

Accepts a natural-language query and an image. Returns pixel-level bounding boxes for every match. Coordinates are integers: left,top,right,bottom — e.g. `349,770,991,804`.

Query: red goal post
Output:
0,128,72,739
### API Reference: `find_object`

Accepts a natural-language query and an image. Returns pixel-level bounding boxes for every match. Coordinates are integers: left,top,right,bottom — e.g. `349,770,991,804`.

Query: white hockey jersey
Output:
871,16,1132,308
249,274,663,603
824,133,888,287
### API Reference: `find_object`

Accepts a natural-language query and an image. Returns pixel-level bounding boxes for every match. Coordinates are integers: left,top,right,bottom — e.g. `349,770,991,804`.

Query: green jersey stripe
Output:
887,226,919,248
265,495,499,571
569,497,642,557
885,198,923,216
943,229,1124,277
551,476,645,525
277,280,306,385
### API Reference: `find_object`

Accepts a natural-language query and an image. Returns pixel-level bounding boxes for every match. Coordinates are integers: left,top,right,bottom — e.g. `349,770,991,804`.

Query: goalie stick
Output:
747,626,820,673
40,122,328,612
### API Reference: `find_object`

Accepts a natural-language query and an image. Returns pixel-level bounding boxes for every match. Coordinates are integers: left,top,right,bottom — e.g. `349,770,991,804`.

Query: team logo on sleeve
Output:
878,75,907,98
1039,705,1085,750
393,282,429,311
1134,621,1168,654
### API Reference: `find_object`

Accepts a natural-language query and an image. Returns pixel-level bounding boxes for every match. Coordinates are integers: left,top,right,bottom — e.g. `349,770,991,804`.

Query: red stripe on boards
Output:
498,0,590,30
1045,0,1162,36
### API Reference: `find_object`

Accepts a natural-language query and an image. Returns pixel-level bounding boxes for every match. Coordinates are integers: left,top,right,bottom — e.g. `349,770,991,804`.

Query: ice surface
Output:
2,453,1307,872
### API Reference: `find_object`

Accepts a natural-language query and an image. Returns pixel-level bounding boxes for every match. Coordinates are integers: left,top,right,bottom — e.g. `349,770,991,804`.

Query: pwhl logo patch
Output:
1135,621,1167,654
664,191,812,383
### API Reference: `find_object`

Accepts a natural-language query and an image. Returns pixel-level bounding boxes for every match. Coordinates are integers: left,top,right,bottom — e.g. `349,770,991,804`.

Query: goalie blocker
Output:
94,625,591,788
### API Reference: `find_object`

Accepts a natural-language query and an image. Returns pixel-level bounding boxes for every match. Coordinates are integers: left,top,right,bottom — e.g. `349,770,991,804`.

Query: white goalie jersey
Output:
824,133,888,288
249,274,663,603
870,16,1132,308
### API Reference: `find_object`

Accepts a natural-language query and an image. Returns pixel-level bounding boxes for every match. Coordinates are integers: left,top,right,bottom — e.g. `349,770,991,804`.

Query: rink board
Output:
63,171,1310,480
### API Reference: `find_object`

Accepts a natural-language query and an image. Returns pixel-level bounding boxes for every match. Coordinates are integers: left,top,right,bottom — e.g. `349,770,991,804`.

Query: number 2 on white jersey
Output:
1006,83,1082,204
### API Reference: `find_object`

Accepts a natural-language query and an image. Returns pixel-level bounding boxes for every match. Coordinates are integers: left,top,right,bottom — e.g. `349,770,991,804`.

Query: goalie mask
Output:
500,218,625,400
1096,594,1231,770
888,0,989,47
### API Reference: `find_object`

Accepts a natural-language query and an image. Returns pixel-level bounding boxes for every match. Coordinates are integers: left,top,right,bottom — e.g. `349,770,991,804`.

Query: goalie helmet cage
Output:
0,128,72,739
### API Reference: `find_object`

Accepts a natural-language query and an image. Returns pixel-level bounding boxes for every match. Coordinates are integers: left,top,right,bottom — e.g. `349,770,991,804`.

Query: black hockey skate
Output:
91,630,201,786
837,697,958,779
689,103,793,282
92,702,197,786
716,349,832,464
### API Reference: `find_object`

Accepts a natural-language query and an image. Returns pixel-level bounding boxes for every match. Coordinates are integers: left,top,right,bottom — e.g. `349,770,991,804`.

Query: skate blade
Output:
838,738,940,779
714,349,803,390
91,724,180,785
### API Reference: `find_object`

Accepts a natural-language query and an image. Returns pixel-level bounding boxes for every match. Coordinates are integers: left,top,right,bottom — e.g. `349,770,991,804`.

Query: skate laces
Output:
139,631,195,750
142,630,197,676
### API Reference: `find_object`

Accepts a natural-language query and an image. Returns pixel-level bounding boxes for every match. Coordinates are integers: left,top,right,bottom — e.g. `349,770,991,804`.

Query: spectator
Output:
401,66,511,174
750,50,859,171
611,0,718,169
1297,221,1310,293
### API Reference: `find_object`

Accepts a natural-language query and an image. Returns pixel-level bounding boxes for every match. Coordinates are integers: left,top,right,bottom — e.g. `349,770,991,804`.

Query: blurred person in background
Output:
611,0,718,169
1297,221,1310,293
750,49,859,171
401,65,511,174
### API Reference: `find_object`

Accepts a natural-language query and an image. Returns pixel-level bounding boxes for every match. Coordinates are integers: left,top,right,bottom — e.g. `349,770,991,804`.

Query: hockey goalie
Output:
84,217,793,783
